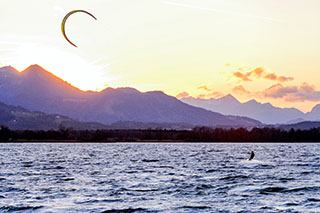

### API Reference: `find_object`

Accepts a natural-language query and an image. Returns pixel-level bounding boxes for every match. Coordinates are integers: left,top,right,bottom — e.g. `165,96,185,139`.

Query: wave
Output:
60,177,75,182
285,202,299,206
220,175,249,181
286,186,320,193
179,205,212,210
75,198,123,204
0,205,43,211
307,198,320,202
142,159,159,163
2,187,27,193
102,208,147,213
259,186,320,194
259,186,287,194
240,159,263,164
194,183,213,190
127,188,158,192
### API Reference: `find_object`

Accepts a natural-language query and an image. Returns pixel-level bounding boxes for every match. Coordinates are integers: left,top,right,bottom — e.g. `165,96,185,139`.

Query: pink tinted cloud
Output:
261,82,320,102
232,85,251,95
232,66,294,83
233,72,251,81
176,91,190,99
197,91,224,99
197,85,211,91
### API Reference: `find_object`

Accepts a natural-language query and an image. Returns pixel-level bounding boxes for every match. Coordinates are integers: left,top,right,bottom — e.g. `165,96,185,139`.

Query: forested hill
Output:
1,126,320,142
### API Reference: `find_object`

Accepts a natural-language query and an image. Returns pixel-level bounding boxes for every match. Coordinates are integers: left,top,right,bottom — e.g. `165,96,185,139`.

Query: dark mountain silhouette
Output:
0,101,196,130
305,104,320,121
285,118,307,124
0,101,107,130
278,121,320,131
107,121,194,130
0,65,86,114
0,65,260,127
181,95,307,124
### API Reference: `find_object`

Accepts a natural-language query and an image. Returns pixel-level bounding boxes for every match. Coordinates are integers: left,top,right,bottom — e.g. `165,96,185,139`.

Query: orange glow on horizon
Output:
1,41,114,92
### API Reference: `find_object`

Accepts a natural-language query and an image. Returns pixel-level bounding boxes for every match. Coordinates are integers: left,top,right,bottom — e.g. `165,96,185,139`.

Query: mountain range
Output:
0,65,260,128
0,100,197,130
0,101,107,130
180,95,320,124
2,99,319,131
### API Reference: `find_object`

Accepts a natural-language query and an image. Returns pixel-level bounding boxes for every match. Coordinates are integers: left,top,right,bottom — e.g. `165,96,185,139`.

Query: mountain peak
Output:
8,64,83,97
225,93,234,98
311,104,320,113
0,65,19,73
118,87,140,93
23,64,48,74
221,94,237,100
218,94,240,104
21,64,68,84
101,87,140,94
245,99,259,105
146,90,166,96
28,64,43,69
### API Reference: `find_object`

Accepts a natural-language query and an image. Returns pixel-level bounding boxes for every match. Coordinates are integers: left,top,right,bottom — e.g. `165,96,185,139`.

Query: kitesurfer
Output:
248,150,255,161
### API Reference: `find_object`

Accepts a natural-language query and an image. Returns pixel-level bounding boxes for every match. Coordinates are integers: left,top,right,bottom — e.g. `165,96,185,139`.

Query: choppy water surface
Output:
0,143,319,212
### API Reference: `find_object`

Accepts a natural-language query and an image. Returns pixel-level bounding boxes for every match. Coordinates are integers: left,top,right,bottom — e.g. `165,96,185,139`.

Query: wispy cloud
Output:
161,1,283,23
162,1,220,13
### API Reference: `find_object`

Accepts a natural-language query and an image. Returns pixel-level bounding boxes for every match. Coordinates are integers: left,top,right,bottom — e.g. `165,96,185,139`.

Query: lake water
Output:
0,143,319,212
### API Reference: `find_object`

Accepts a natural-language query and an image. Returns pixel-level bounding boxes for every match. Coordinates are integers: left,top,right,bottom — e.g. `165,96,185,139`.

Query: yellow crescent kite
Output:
61,10,97,47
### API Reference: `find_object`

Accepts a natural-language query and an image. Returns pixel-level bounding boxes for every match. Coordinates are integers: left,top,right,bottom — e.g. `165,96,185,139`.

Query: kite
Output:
61,10,97,47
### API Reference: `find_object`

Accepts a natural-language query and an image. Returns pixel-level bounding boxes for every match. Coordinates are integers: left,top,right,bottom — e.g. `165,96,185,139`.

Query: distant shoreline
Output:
0,140,318,143
1,126,320,143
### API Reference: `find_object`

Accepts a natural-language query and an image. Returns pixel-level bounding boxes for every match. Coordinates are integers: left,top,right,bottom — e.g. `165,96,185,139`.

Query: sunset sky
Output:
1,0,320,112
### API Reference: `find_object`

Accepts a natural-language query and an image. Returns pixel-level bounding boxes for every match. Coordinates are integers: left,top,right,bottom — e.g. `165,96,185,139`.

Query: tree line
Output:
1,125,320,142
